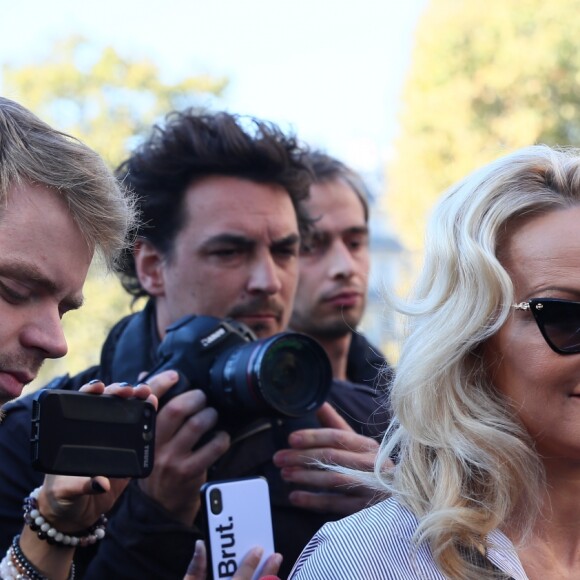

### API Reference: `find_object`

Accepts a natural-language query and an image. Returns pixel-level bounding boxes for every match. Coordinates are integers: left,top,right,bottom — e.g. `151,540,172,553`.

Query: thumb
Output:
185,539,207,580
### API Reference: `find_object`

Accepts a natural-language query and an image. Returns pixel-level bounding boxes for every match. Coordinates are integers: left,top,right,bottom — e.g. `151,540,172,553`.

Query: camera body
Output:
147,315,332,418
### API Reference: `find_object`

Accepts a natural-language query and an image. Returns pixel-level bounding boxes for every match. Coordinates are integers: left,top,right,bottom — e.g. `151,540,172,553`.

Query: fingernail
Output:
250,546,264,558
88,379,102,385
137,381,149,387
281,467,294,481
289,433,302,445
91,480,106,494
288,491,302,505
273,451,286,464
119,382,131,387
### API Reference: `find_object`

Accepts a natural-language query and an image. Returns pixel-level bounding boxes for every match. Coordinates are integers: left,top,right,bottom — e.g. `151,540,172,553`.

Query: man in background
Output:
272,151,392,521
290,151,391,388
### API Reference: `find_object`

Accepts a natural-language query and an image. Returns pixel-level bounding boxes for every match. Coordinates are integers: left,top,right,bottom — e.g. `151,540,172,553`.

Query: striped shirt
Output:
289,497,529,579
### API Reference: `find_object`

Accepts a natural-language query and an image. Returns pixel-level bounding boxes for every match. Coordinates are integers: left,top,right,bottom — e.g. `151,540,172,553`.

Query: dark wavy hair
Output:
116,109,313,298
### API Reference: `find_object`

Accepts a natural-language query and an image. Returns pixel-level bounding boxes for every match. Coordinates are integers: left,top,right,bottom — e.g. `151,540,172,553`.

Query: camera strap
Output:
106,300,160,384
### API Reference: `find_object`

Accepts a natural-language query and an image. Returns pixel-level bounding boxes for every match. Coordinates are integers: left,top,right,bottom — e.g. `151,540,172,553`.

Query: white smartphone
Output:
201,476,275,580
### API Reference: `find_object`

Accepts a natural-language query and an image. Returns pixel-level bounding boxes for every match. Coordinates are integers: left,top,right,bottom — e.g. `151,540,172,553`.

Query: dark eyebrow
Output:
201,233,256,250
60,294,84,313
201,233,300,251
310,225,369,238
346,226,369,236
306,226,369,244
271,233,300,250
0,261,84,311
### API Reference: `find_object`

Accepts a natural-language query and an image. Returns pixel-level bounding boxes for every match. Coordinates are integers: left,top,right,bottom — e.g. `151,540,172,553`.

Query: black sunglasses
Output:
513,298,580,355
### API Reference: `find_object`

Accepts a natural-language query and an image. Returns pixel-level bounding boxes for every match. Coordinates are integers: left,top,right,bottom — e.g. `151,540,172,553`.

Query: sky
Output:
0,0,428,178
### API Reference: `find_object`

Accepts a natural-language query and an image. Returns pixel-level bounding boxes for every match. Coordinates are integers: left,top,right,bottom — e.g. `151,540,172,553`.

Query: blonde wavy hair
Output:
368,145,580,578
0,97,137,269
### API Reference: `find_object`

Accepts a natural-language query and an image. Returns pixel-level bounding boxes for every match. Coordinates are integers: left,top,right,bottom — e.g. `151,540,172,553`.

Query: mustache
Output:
227,297,284,319
0,351,45,383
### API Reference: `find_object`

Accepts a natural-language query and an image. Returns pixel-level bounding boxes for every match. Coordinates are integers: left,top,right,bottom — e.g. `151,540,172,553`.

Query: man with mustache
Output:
0,110,384,579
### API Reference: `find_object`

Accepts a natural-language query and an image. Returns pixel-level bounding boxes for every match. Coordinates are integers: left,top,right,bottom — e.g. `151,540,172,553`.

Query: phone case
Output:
31,389,156,478
201,476,275,580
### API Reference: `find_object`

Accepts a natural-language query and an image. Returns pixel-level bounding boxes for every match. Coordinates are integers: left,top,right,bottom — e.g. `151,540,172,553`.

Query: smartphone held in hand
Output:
31,389,156,478
201,476,275,580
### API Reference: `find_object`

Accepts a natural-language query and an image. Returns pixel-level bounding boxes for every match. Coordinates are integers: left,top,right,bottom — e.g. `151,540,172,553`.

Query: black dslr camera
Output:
147,315,332,418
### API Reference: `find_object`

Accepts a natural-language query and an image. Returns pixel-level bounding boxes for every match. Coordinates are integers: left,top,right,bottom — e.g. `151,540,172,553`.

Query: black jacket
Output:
0,303,391,579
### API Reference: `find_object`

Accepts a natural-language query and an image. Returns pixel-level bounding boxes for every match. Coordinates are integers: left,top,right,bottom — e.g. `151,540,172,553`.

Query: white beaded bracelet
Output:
0,549,18,580
23,486,107,547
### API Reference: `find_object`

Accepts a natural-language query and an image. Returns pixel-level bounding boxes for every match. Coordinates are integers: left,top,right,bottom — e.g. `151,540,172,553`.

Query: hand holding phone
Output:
201,477,275,580
185,540,282,580
31,389,156,478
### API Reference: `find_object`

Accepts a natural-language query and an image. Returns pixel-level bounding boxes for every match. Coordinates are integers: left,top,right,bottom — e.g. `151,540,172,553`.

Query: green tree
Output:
3,36,227,391
387,0,580,254
2,35,227,166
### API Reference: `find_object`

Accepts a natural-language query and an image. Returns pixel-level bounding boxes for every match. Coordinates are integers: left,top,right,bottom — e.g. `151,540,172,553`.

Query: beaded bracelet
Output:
23,486,107,547
10,534,49,579
0,535,76,579
0,546,27,580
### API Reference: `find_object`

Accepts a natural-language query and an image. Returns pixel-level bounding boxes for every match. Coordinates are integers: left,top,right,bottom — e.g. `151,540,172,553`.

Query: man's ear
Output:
133,239,166,297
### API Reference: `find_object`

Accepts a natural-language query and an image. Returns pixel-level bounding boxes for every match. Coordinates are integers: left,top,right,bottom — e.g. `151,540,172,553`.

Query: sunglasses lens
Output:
533,300,580,354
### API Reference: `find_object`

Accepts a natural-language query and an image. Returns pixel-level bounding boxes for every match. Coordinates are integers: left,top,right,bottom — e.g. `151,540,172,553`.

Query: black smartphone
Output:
201,476,275,580
31,389,156,478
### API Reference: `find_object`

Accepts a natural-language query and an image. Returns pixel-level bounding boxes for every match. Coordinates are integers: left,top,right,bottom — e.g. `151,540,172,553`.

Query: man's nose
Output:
328,242,356,279
247,255,283,294
20,311,68,359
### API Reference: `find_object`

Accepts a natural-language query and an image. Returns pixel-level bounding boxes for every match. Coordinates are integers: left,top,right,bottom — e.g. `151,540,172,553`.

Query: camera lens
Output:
209,487,223,515
210,332,332,417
